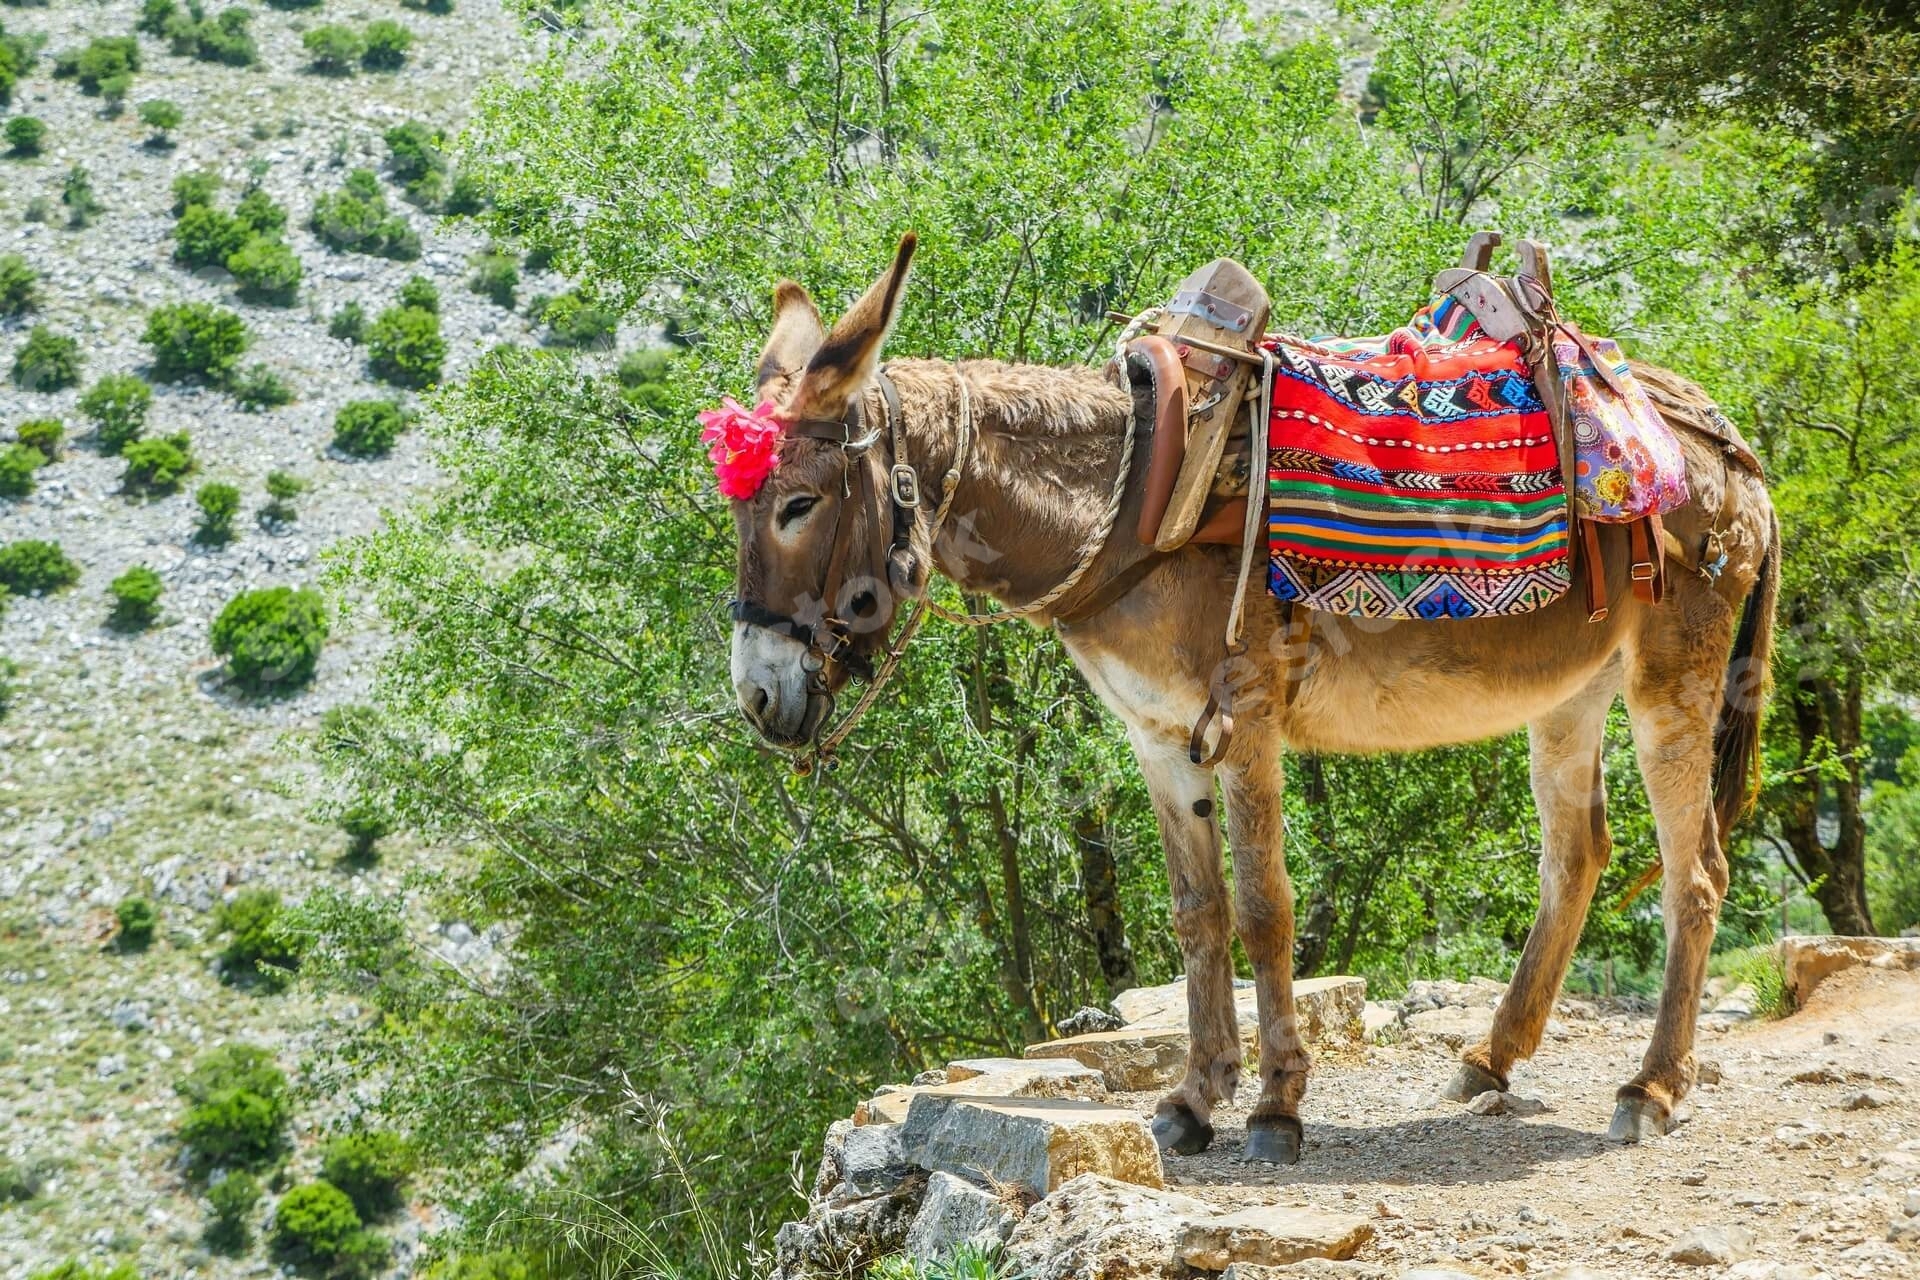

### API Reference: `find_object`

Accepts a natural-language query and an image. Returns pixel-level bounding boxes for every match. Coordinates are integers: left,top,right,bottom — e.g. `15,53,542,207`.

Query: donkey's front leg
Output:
1221,735,1310,1164
1131,733,1240,1156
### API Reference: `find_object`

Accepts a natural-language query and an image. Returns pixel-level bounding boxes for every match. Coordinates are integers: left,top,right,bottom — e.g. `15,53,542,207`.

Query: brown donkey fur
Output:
729,244,1779,1163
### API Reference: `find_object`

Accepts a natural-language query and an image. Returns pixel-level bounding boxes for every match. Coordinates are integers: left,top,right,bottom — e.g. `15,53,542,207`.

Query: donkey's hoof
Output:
1241,1116,1302,1165
1442,1061,1507,1103
1151,1105,1215,1156
1606,1094,1674,1144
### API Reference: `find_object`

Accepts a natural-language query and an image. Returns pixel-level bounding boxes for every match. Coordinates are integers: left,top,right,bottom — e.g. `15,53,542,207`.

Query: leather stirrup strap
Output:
1629,513,1665,606
1579,518,1609,623
1127,336,1190,546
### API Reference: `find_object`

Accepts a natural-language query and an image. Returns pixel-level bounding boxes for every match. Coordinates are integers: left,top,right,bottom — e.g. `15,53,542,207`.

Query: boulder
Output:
772,1172,927,1280
1779,935,1920,1006
1666,1224,1757,1266
1008,1173,1211,1280
859,1059,1109,1124
1404,1005,1496,1050
1177,1204,1375,1269
1219,1263,1391,1280
839,1120,915,1197
1024,1027,1192,1092
1362,1003,1401,1042
900,1094,1164,1197
904,1171,1022,1260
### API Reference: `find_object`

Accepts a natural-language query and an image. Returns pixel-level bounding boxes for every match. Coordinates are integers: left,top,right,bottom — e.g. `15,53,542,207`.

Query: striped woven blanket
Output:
1264,311,1571,620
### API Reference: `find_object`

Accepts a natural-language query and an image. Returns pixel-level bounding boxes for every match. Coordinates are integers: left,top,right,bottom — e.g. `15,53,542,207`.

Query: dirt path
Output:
1131,969,1920,1278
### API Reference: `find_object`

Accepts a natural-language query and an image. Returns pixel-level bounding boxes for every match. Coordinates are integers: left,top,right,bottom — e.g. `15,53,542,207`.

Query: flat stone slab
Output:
901,1094,1164,1197
859,1058,1109,1124
1779,934,1920,1006
1178,1204,1376,1269
1404,1005,1495,1050
1009,1173,1210,1280
1024,1026,1192,1092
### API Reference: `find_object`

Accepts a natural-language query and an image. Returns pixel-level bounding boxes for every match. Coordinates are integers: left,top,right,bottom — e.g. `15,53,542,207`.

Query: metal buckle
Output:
1630,562,1656,582
1588,607,1609,623
890,464,920,509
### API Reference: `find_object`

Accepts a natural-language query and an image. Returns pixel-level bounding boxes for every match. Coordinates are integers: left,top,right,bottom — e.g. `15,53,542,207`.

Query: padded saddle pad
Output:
1264,317,1573,620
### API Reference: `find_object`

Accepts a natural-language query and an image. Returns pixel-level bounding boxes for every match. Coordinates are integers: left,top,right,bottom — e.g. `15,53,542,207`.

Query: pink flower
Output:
697,397,784,500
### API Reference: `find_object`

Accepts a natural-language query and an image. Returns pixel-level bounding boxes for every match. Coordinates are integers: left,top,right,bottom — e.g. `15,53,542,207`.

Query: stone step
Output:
856,1057,1108,1125
1178,1204,1376,1269
899,1094,1164,1198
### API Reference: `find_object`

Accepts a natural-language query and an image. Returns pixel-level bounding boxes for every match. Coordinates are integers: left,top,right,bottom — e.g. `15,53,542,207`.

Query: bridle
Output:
730,362,1135,775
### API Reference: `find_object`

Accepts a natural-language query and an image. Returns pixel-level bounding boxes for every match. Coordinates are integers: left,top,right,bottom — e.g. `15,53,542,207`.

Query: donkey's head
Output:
728,235,920,746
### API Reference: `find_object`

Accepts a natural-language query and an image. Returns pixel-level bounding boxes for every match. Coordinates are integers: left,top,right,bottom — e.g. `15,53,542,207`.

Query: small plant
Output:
398,274,439,314
234,184,287,236
204,1169,261,1253
401,0,454,14
22,1262,138,1280
122,433,194,495
0,1152,49,1204
1710,943,1790,1019
171,169,220,216
171,7,257,68
319,1130,414,1219
214,885,301,984
339,799,393,861
536,290,618,350
331,399,407,457
0,539,81,595
273,1181,386,1277
0,657,16,715
361,20,414,71
52,36,140,98
173,203,249,270
80,374,153,453
115,894,158,948
137,98,182,147
617,348,675,414
144,302,251,384
108,564,164,630
384,120,445,205
0,442,41,498
211,585,329,693
62,164,103,227
195,482,241,544
303,25,364,75
367,305,444,389
231,364,293,411
4,114,43,156
11,326,81,392
227,236,302,305
137,0,178,36
468,249,517,308
443,168,488,216
310,170,420,259
261,470,305,525
0,253,35,314
16,418,61,460
176,1043,290,1165
328,302,367,343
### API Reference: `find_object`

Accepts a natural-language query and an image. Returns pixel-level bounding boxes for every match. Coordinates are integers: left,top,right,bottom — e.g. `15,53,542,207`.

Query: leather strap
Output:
1629,513,1665,606
1127,335,1190,546
1580,518,1609,623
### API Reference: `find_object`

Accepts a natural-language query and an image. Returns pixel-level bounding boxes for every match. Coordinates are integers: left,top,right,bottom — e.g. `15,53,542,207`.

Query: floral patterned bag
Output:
1554,329,1689,522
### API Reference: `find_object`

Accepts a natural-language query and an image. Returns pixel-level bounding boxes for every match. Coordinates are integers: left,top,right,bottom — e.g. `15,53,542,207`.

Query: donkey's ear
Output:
756,281,827,396
784,233,917,424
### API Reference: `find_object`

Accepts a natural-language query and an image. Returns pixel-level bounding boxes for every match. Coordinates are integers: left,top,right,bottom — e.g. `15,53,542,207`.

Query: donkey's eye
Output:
779,495,819,527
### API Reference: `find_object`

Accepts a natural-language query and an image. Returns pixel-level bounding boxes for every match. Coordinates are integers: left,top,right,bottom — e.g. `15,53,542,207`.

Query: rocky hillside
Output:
0,2,547,1276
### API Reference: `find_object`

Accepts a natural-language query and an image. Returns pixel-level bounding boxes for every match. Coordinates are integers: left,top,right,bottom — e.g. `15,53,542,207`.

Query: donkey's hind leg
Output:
1132,733,1241,1156
1611,605,1735,1141
1447,667,1618,1102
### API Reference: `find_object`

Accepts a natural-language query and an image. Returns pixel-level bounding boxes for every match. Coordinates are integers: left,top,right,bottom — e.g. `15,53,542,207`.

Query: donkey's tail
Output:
1710,505,1781,840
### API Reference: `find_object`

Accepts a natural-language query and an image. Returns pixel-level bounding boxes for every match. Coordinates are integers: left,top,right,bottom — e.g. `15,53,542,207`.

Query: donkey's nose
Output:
736,679,773,729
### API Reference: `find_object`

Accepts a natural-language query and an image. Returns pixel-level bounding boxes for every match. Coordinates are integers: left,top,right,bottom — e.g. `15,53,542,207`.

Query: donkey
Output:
727,237,1779,1164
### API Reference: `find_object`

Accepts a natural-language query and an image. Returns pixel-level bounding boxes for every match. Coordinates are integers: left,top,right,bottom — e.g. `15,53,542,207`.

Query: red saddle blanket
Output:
1263,323,1572,620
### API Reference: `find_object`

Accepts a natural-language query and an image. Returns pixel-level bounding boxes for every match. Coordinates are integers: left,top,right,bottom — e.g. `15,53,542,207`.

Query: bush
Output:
0,657,15,714
361,19,413,71
230,363,293,410
0,1152,48,1203
144,302,251,384
401,0,454,13
53,36,139,97
319,1131,414,1219
0,441,40,498
177,1043,290,1165
273,1181,387,1277
211,585,328,693
136,0,177,36
173,204,249,270
205,1169,261,1251
420,1256,534,1280
398,274,440,314
339,799,392,859
121,432,193,495
115,895,158,948
262,470,304,524
443,167,489,216
11,326,81,392
0,540,80,595
366,305,444,389
227,236,302,305
466,250,517,309
331,399,407,457
81,374,152,453
62,165,103,227
234,185,287,236
215,885,301,982
108,564,163,630
4,114,43,156
383,121,445,204
138,98,182,145
310,171,420,259
23,1263,138,1280
16,418,61,459
303,25,363,75
0,253,34,314
328,301,367,343
171,7,256,67
195,482,241,543
537,290,618,350
617,348,675,414
171,169,220,216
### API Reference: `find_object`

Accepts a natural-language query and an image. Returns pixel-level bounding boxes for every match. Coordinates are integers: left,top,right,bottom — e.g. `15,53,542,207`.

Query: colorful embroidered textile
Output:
1264,326,1572,620
1556,333,1690,521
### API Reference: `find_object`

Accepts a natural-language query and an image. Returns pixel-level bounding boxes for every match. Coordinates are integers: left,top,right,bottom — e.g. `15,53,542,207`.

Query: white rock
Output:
1466,1090,1506,1116
900,1095,1164,1197
1177,1204,1375,1268
1008,1174,1209,1280
1666,1224,1757,1265
904,1171,1020,1260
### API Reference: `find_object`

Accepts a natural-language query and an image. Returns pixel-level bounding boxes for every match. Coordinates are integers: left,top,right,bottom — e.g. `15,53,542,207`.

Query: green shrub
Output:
137,0,177,36
171,169,221,216
230,363,293,411
384,120,445,204
303,25,363,75
367,305,444,389
234,185,287,236
121,432,194,495
617,348,675,414
177,1043,290,1164
398,274,440,314
0,441,41,498
537,290,618,350
4,114,43,156
273,1181,387,1277
205,1169,261,1251
170,7,256,67
115,894,158,948
0,253,34,315
265,0,325,8
22,195,52,223
81,374,152,453
227,236,302,305
0,657,16,715
211,585,328,693
53,36,140,96
443,168,488,216
11,326,80,391
195,482,241,543
0,1152,48,1203
420,1255,534,1280
0,540,80,595
331,399,407,457
108,564,163,630
215,885,301,982
311,170,420,259
328,301,367,343
23,1262,138,1280
467,250,517,308
144,302,251,383
339,799,393,860
401,0,455,13
319,1131,414,1219
361,19,413,71
173,203,249,270
262,470,304,524
62,165,103,227
16,419,59,460
138,98,182,145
